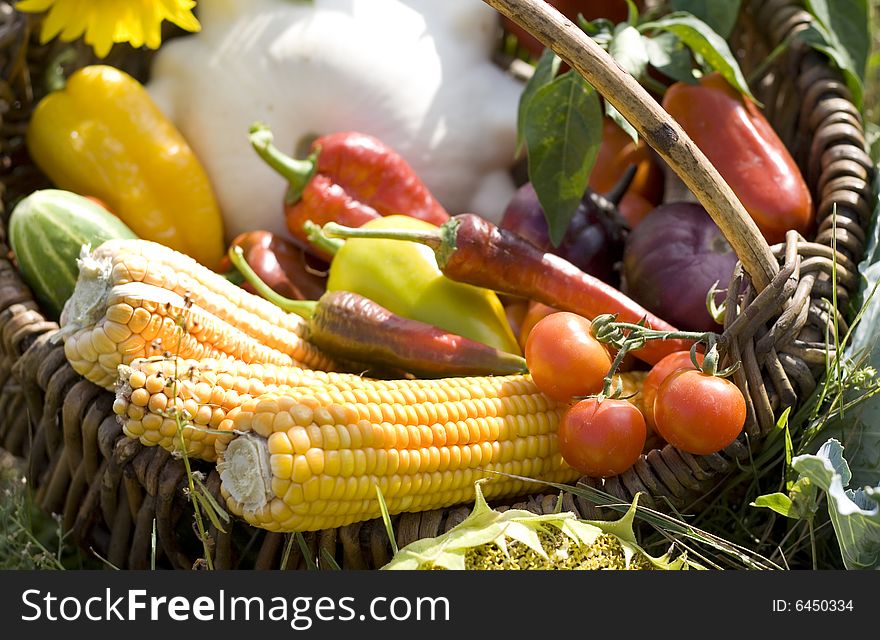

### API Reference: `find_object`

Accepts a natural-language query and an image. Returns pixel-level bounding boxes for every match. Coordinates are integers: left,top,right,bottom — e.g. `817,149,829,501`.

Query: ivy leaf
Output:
670,0,742,39
639,12,756,102
517,48,561,154
523,71,603,247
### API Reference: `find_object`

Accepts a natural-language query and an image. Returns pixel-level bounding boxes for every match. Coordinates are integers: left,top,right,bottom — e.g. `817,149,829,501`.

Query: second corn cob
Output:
114,355,648,464
55,239,337,389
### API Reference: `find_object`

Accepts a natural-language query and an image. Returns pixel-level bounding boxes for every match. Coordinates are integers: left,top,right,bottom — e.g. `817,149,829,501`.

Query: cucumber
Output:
8,189,138,318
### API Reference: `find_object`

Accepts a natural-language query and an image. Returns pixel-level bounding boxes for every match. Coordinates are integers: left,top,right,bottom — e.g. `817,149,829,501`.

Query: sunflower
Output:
16,0,201,58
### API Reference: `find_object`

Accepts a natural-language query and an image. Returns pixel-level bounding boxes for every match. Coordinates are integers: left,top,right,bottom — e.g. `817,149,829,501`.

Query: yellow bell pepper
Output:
26,65,226,270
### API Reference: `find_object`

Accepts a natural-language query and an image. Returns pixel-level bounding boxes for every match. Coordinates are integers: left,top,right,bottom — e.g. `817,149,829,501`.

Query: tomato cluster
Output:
524,313,747,478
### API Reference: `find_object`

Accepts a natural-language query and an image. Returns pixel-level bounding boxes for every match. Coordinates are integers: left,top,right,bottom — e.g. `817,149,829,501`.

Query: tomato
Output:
517,300,558,350
558,397,646,477
653,370,746,455
642,350,705,432
524,312,611,401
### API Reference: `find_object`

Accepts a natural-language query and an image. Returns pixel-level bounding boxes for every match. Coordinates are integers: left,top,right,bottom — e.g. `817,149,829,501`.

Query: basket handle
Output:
486,0,779,291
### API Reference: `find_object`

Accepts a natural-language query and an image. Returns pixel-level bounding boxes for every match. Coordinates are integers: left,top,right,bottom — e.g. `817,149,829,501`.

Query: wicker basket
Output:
0,0,873,570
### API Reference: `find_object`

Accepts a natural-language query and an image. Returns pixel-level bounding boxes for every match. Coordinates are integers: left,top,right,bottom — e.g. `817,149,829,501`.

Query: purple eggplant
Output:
621,202,738,333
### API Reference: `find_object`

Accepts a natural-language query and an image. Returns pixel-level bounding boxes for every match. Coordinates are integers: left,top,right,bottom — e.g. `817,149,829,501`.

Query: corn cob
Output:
55,239,335,389
210,375,581,533
114,355,649,464
113,356,548,461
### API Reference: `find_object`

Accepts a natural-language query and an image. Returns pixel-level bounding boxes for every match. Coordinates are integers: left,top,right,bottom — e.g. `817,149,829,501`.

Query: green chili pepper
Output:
323,214,521,355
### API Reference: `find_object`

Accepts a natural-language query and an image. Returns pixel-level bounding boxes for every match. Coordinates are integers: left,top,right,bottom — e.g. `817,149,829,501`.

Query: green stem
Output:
322,222,444,251
600,342,630,399
248,122,318,205
303,220,343,256
746,32,796,86
590,314,736,377
227,246,317,319
44,47,78,94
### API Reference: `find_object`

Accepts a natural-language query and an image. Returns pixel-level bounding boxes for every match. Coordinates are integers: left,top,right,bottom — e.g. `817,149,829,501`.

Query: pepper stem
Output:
322,222,444,251
226,246,317,319
303,220,343,256
248,122,318,205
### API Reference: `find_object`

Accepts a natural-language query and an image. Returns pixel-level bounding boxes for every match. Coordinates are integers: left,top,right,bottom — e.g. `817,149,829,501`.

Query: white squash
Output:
147,0,524,241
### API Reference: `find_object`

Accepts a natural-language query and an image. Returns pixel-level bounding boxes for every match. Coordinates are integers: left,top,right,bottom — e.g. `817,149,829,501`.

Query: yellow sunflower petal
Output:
14,0,55,12
57,0,89,42
39,0,81,43
159,0,200,33
132,0,160,50
83,2,117,58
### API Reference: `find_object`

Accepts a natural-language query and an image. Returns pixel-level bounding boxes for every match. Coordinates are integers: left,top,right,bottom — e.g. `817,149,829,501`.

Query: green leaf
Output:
796,22,865,110
609,24,650,80
517,49,561,154
639,12,756,102
645,32,697,84
605,102,638,144
670,0,742,39
523,70,602,247
623,0,640,26
792,439,880,569
805,0,869,82
751,493,796,518
867,122,880,166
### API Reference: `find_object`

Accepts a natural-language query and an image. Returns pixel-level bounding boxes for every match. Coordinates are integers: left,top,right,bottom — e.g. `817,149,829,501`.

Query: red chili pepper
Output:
249,123,448,261
218,230,328,301
228,246,527,378
322,214,693,366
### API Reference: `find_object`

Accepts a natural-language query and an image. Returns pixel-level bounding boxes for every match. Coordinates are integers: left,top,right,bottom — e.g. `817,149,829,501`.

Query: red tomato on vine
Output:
558,397,646,477
653,370,746,455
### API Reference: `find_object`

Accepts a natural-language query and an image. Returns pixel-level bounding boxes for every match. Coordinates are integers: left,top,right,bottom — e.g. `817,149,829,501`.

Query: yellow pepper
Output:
26,65,226,270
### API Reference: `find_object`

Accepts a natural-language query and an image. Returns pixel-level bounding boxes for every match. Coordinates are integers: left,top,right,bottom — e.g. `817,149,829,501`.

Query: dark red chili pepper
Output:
218,230,329,301
322,214,693,366
228,246,527,378
249,123,449,261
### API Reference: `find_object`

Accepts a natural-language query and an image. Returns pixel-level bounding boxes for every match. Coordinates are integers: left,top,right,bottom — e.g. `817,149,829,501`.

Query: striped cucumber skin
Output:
8,190,137,318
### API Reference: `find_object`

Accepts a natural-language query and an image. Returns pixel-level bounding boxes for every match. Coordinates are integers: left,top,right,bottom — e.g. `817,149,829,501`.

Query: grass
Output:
0,451,77,570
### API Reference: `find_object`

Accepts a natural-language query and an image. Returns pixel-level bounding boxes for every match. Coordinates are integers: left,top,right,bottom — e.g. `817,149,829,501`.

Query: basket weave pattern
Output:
0,0,874,569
